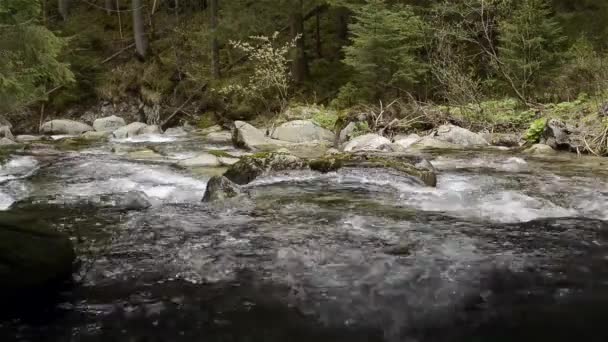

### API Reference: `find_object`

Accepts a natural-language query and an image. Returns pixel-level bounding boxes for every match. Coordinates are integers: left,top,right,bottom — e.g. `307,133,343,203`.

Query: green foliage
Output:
525,118,548,143
351,121,371,137
0,0,74,113
343,0,426,101
497,0,566,99
312,108,339,130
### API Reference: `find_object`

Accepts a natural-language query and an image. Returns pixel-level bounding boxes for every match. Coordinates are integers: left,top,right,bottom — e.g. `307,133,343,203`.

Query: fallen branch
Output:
160,83,208,130
101,42,136,64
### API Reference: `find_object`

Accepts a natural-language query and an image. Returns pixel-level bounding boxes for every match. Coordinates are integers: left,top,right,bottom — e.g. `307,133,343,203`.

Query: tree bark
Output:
290,0,308,83
315,10,322,58
58,0,69,21
210,0,220,79
132,0,149,59
105,0,115,14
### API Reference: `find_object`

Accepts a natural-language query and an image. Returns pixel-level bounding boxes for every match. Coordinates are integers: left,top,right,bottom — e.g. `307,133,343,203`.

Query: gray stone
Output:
410,136,461,149
93,115,126,132
524,143,557,155
483,132,522,147
343,133,391,152
232,121,291,151
0,137,17,146
199,125,222,135
202,176,242,202
224,152,307,185
338,122,357,144
434,124,488,146
270,120,335,143
164,127,188,136
141,125,161,135
218,157,240,166
206,131,233,144
126,149,165,160
40,120,93,135
112,122,148,139
178,153,221,167
15,135,41,142
114,191,152,210
541,119,577,151
393,133,421,149
0,125,14,141
81,131,112,141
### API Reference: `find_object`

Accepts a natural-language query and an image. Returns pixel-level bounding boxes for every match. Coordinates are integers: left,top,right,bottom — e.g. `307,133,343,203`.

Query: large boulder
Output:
393,133,421,149
0,137,17,146
11,191,152,212
309,152,437,187
93,115,126,132
270,120,335,143
433,124,488,146
0,212,75,302
224,152,307,185
343,133,391,152
112,122,148,139
0,125,14,141
202,176,242,202
410,136,461,149
541,119,577,152
40,120,93,135
141,125,161,135
232,121,290,151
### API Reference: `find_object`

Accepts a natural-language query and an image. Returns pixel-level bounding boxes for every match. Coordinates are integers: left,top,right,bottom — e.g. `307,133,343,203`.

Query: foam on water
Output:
112,133,178,144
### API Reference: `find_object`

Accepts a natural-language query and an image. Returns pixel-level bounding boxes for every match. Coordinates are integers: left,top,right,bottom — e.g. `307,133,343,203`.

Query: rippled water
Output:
1,134,608,341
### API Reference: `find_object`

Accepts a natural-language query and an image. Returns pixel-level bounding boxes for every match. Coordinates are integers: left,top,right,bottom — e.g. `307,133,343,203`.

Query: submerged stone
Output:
224,152,307,185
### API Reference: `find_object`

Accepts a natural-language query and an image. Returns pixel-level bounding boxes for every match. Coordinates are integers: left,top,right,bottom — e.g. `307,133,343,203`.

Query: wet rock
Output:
199,125,223,135
112,122,148,139
93,115,126,132
343,134,391,152
270,120,335,143
15,135,41,142
126,149,165,160
541,119,577,152
81,131,112,141
141,125,161,135
113,191,152,210
232,121,290,151
434,124,488,146
164,127,188,136
218,157,240,166
202,176,242,202
178,153,221,167
338,122,357,145
0,137,17,146
524,143,557,155
0,212,75,301
309,152,437,187
0,125,14,141
393,133,421,149
12,191,152,212
206,131,233,144
483,133,522,147
40,120,93,135
224,152,307,185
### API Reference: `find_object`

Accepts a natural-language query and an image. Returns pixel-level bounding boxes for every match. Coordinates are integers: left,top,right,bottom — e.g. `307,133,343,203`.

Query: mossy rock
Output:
309,152,437,187
202,176,242,202
223,152,308,185
0,212,75,300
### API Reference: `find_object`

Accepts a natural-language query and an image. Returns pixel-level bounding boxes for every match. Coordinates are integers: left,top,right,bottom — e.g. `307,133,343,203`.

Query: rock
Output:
141,125,161,135
113,191,152,210
199,125,223,135
541,119,577,151
393,133,421,149
483,133,522,147
232,121,290,151
206,131,233,144
343,133,391,152
15,135,41,142
434,124,488,146
11,191,152,212
93,115,126,132
224,152,307,185
270,120,335,143
523,143,557,155
309,152,437,187
327,148,340,155
40,120,93,135
0,212,75,301
81,131,112,141
164,127,188,136
178,153,221,167
218,157,240,166
0,137,17,146
112,122,148,139
126,149,165,160
338,122,357,144
0,125,14,141
410,136,461,149
202,176,242,202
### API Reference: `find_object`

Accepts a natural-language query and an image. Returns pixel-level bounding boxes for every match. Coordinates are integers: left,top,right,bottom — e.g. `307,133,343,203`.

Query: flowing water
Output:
1,133,608,342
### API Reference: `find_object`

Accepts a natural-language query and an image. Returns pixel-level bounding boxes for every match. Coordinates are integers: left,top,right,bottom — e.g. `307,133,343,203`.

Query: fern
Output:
525,118,548,143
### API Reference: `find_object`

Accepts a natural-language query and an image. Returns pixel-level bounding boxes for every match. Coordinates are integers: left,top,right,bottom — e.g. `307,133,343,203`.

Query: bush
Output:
525,118,547,143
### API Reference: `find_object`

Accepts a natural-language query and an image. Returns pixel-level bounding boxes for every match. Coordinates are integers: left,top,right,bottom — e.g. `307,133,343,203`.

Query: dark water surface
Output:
1,135,608,341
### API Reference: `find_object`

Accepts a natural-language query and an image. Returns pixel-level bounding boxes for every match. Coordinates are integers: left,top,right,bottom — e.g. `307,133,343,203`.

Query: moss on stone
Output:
208,150,233,158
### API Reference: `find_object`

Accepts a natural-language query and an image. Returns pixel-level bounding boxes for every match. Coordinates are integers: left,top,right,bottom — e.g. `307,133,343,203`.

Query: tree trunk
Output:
335,6,349,42
210,0,220,79
290,0,308,83
58,0,69,21
132,0,149,59
315,10,322,58
105,0,115,14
